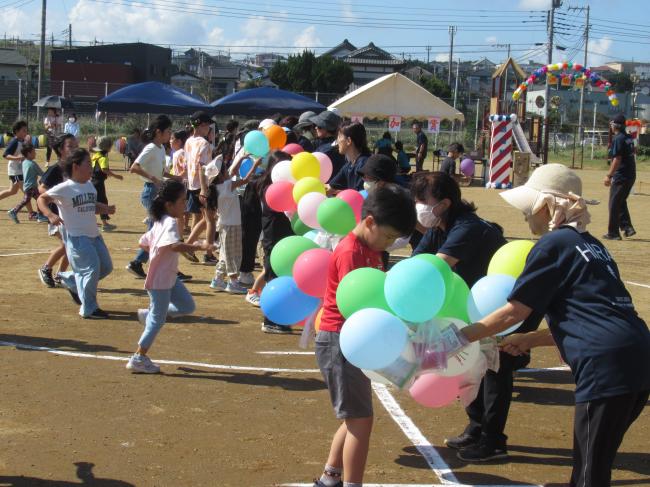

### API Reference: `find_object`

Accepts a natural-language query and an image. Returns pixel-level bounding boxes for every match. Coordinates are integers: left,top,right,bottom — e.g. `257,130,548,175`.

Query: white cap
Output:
204,155,223,182
259,118,277,130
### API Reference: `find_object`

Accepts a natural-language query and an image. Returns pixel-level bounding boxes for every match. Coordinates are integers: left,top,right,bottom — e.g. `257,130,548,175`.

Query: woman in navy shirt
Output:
328,121,370,192
459,164,650,486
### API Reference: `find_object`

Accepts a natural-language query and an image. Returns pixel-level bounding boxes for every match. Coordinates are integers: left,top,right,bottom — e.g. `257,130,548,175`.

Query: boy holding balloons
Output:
313,184,416,487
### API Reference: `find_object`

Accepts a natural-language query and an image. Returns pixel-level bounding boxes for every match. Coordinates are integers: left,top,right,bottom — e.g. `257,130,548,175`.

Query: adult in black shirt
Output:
309,110,345,181
603,114,636,240
412,121,428,172
411,171,541,462
294,111,317,153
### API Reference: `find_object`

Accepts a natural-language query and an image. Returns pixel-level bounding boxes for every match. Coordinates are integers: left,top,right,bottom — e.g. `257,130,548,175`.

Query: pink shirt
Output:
184,136,211,191
139,215,180,290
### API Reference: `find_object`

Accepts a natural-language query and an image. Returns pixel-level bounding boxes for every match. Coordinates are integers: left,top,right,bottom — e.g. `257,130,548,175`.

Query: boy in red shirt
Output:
314,184,416,487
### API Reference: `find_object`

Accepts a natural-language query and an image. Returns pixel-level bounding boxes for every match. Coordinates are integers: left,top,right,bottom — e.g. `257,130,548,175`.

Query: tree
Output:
417,75,452,99
607,72,633,93
270,50,353,94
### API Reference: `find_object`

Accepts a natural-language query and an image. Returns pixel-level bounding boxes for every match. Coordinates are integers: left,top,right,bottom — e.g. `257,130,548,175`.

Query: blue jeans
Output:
138,278,195,350
135,182,156,264
59,235,113,317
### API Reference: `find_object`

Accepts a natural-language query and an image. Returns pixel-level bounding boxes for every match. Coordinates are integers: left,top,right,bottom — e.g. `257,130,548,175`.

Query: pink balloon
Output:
293,248,332,297
313,152,333,183
337,189,364,222
266,181,297,213
409,373,460,408
283,143,304,155
297,192,326,229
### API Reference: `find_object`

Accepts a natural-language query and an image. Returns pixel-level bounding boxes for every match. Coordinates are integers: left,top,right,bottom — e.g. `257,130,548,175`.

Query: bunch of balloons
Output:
512,61,619,107
336,239,535,408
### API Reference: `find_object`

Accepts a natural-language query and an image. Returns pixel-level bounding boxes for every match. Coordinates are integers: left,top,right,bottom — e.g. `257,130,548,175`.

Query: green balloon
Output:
291,213,312,236
414,253,453,288
270,235,319,277
336,267,393,319
317,198,356,236
487,240,536,278
436,272,470,323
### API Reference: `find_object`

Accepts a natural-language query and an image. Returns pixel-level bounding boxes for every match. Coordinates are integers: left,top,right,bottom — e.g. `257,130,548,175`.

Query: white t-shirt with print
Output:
134,143,166,183
216,179,241,227
46,179,99,238
184,136,211,191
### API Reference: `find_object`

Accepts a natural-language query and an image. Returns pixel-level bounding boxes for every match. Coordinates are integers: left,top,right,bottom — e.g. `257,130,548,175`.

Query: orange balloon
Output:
315,307,324,332
264,125,287,150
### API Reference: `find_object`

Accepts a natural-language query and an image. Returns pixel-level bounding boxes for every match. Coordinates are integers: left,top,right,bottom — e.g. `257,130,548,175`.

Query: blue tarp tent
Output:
210,87,326,116
97,81,211,115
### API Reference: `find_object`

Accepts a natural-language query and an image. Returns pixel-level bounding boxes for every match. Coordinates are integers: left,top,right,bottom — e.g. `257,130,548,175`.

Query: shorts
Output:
9,175,23,183
315,331,373,419
186,189,203,214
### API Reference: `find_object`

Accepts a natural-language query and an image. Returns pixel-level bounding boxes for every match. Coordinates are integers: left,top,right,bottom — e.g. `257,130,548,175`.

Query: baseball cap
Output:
309,110,342,132
358,154,397,182
294,111,316,130
500,163,583,216
190,111,213,126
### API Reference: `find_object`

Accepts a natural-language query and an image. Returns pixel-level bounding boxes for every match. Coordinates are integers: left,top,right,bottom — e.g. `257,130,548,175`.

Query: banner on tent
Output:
388,115,402,132
427,117,441,134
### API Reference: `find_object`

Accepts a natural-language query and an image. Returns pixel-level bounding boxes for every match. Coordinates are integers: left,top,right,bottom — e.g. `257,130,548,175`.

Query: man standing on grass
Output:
413,121,428,172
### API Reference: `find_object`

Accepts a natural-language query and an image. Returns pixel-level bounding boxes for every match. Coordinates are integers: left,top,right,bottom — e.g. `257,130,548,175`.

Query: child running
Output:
37,148,114,319
7,144,42,223
91,136,123,232
1,121,36,218
127,180,213,374
313,184,416,487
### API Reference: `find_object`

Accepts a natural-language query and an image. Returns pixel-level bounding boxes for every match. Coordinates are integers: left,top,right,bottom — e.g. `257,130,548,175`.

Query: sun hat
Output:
92,136,113,152
308,110,342,132
259,118,277,130
294,111,316,131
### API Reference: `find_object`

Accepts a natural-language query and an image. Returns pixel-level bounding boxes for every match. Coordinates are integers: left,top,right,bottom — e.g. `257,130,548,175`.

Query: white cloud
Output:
517,0,551,9
435,53,449,62
485,36,498,44
293,26,321,51
588,37,613,66
340,0,356,22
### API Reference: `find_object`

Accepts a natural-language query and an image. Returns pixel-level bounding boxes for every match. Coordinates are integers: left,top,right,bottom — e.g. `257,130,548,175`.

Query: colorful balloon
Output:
270,235,319,277
436,272,470,322
336,189,364,222
313,152,333,183
293,177,325,203
282,143,304,155
297,192,326,229
336,267,392,318
293,247,332,297
265,181,296,213
264,124,287,150
409,373,460,408
487,240,535,278
340,308,409,370
414,253,453,289
291,213,312,236
244,130,270,157
271,159,295,183
291,152,321,180
260,276,320,325
460,158,475,177
467,274,522,336
317,198,356,235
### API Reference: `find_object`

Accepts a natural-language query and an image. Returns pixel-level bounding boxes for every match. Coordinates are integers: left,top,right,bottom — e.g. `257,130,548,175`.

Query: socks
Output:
343,483,362,487
319,465,342,487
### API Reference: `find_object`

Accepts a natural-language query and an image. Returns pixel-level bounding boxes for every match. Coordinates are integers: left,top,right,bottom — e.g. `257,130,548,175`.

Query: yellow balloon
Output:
293,177,325,203
611,98,619,106
487,240,536,278
291,152,320,180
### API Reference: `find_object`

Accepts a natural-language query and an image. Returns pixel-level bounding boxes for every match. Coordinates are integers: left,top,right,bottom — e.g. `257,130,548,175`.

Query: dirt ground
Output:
0,150,648,487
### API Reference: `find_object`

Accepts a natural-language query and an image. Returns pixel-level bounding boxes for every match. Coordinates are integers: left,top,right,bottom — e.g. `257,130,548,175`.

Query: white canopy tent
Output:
328,73,464,122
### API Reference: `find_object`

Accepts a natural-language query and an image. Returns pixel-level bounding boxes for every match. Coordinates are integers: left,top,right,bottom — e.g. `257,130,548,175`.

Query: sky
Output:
2,0,649,67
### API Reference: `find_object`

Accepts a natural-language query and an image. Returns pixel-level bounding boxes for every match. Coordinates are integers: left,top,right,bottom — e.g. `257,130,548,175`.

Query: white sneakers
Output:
211,278,248,295
239,272,255,287
126,354,160,374
245,291,261,307
210,278,228,292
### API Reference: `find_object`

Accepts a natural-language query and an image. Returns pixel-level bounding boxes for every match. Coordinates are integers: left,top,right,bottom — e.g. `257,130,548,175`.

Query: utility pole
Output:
453,58,460,109
542,1,560,164
447,26,457,86
68,23,72,48
37,0,46,119
591,102,597,160
569,5,589,145
426,45,431,65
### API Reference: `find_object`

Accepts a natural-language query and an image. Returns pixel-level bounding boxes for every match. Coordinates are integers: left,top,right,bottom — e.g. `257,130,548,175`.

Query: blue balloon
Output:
244,130,270,157
467,274,522,335
31,135,39,148
260,276,320,325
304,230,319,242
340,308,409,370
239,157,253,178
384,257,446,323
359,189,369,199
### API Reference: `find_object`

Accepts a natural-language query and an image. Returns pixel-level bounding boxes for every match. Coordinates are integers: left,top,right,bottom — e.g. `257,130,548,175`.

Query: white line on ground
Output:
257,351,315,355
626,280,650,290
281,484,542,487
0,340,321,373
0,251,51,257
372,383,457,484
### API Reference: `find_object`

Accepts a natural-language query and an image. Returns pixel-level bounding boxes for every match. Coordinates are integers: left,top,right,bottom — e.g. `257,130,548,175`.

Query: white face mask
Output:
416,202,443,229
69,118,75,123
363,181,376,192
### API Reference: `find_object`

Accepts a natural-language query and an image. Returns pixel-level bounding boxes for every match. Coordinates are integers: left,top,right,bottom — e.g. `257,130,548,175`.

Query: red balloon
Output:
293,248,332,297
337,189,364,222
283,143,304,155
266,181,297,213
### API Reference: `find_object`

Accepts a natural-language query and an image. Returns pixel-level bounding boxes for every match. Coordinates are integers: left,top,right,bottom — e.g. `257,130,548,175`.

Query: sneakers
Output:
602,233,622,241
261,322,292,334
623,227,637,238
53,273,63,287
83,308,109,320
225,280,247,295
7,209,19,223
36,213,50,223
28,212,38,221
245,290,261,307
126,260,147,279
444,433,479,450
126,354,160,374
239,271,255,287
457,442,508,462
101,222,117,232
177,271,192,282
180,249,199,263
203,253,218,264
137,308,148,326
38,266,56,288
313,480,342,487
210,277,227,292
66,287,82,305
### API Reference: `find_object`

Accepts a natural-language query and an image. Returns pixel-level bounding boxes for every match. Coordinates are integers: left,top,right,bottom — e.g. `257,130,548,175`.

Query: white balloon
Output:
271,160,295,183
297,192,325,228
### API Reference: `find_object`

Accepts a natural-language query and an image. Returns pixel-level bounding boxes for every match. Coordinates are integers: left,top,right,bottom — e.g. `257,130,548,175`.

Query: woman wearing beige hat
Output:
442,163,650,486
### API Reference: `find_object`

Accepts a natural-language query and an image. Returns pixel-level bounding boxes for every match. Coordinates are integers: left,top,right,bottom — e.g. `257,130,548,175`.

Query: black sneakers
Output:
623,227,637,238
444,433,479,450
457,441,508,462
126,261,147,279
84,308,109,320
177,271,192,282
602,233,622,241
203,253,217,264
313,480,342,487
38,266,56,288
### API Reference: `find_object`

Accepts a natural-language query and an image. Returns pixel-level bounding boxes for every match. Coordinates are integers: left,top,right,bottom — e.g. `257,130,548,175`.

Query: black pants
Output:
571,389,648,487
463,351,531,449
607,179,635,236
239,199,262,274
93,179,109,221
415,157,425,173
